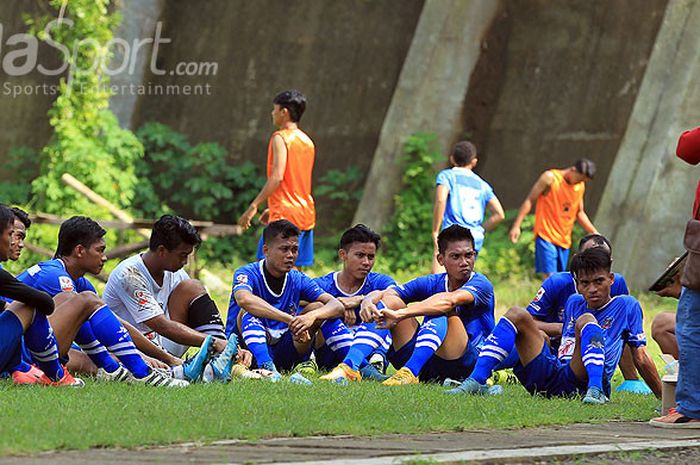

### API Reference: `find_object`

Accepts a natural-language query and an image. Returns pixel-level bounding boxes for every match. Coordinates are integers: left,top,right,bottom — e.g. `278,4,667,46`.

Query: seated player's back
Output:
18,259,95,295
225,260,324,338
558,294,646,394
528,271,629,323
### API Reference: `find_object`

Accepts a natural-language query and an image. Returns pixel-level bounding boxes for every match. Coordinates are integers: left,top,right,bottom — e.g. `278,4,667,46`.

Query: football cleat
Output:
368,352,387,374
359,363,389,382
320,363,362,384
41,369,85,388
582,386,609,405
382,367,418,386
130,369,189,388
445,377,490,395
289,373,312,385
231,363,263,379
182,335,215,382
96,365,131,383
260,361,282,382
294,359,318,377
11,365,46,385
202,334,239,383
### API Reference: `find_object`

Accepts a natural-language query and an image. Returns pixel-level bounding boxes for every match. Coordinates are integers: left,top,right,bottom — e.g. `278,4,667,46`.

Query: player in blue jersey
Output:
310,225,395,382
0,204,86,387
524,233,649,393
431,141,504,273
226,220,343,381
357,225,495,386
17,216,189,387
448,247,662,403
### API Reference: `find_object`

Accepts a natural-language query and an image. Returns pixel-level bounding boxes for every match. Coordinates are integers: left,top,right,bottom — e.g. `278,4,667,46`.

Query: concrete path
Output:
3,422,700,465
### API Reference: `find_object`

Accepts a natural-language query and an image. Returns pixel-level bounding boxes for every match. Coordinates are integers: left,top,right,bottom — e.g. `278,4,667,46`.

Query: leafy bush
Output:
315,166,364,228
0,147,40,205
382,133,443,273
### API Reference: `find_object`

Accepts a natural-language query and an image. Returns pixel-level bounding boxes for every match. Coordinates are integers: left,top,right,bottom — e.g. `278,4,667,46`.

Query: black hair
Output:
451,141,477,166
263,219,300,245
339,224,381,251
273,90,306,122
570,247,612,279
0,204,15,232
149,215,201,251
11,207,31,229
578,233,612,254
55,216,106,258
437,225,475,254
574,158,596,179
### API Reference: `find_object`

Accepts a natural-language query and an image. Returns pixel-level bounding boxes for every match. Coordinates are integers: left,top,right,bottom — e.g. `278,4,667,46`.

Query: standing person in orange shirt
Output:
508,159,598,278
238,90,316,267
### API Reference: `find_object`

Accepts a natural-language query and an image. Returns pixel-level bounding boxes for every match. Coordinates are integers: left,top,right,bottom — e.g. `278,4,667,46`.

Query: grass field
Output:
0,269,680,457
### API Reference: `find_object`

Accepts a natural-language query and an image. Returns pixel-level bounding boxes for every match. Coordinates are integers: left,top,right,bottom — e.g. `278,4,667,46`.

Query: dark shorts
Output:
513,342,587,398
388,331,481,383
238,329,310,372
0,311,24,374
257,229,314,267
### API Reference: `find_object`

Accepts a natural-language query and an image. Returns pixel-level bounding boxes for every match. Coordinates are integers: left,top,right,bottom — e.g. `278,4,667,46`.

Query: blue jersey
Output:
225,260,325,339
436,168,495,251
17,259,97,296
392,272,495,347
527,272,629,324
558,294,646,394
314,271,395,320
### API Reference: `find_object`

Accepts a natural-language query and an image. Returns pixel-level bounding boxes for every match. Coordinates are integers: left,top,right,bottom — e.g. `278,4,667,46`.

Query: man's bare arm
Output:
509,171,554,243
631,345,662,399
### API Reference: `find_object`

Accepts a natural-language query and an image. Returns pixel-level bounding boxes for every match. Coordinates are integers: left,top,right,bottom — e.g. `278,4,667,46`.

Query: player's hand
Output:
376,308,400,329
508,226,521,243
344,308,357,327
238,204,258,230
656,273,682,299
290,313,315,335
143,355,169,370
236,348,253,368
213,337,228,354
293,330,311,343
259,208,270,225
360,300,378,323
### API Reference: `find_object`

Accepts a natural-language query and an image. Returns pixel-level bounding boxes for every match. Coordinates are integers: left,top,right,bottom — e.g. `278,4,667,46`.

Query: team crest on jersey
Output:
236,275,248,284
601,317,614,330
134,290,149,306
59,276,74,292
534,287,545,302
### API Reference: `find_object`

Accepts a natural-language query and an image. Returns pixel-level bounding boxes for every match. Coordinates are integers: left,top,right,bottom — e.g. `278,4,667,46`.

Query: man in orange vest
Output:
508,159,598,277
238,90,316,267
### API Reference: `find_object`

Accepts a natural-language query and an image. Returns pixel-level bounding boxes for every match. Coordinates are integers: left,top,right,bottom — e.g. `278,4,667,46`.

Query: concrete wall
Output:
467,0,668,214
595,0,700,290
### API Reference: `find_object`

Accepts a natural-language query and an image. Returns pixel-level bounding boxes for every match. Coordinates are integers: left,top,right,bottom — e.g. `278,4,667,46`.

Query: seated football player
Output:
449,247,662,404
0,204,84,386
523,233,649,393
17,216,190,387
362,225,495,386
311,224,395,382
226,220,343,381
104,214,249,382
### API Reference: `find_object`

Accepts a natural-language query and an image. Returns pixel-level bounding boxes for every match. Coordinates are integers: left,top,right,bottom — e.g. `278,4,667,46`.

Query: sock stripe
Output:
416,334,443,346
79,340,102,349
81,346,109,355
195,323,225,333
112,349,141,357
415,341,440,351
30,346,59,358
244,337,267,345
242,329,266,338
480,350,507,362
107,341,136,352
352,338,381,349
330,341,353,351
481,344,509,358
326,333,353,345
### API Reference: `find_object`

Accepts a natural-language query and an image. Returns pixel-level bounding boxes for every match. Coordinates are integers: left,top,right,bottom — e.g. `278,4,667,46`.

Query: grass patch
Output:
0,379,659,456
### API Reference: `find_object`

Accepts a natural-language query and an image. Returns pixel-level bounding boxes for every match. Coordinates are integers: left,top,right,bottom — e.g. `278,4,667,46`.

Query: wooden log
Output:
105,240,150,260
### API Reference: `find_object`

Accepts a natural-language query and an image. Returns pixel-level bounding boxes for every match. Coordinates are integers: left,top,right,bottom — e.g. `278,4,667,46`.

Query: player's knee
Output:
575,314,596,332
174,279,207,300
78,291,105,312
504,306,530,326
652,313,674,340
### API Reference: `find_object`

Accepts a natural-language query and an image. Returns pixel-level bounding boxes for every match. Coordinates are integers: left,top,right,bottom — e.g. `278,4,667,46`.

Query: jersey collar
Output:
332,271,367,297
259,259,288,298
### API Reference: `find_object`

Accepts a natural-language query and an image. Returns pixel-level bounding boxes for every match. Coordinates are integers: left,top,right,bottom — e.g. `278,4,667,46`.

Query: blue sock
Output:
23,312,65,380
405,316,448,376
241,312,272,366
75,322,121,372
343,322,390,370
87,305,150,378
581,322,605,391
471,317,517,384
320,319,353,361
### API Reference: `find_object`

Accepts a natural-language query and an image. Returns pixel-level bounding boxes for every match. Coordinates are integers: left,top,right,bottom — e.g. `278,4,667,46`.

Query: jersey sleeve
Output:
624,299,647,347
483,181,496,203
462,275,494,310
526,278,556,319
313,274,334,294
392,276,431,303
78,278,98,294
299,273,325,302
612,274,630,296
436,170,450,187
24,265,71,296
232,266,255,294
373,273,397,291
0,268,54,315
114,265,164,324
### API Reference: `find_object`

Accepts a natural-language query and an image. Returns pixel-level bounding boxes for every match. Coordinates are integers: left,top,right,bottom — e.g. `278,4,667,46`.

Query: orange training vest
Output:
533,169,585,249
266,128,316,230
